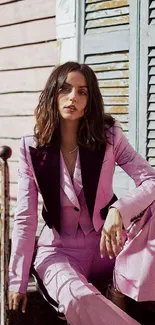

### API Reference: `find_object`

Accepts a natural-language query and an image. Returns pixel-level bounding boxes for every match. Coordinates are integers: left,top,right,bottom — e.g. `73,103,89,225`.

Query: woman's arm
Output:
111,123,155,229
100,122,155,258
8,136,38,294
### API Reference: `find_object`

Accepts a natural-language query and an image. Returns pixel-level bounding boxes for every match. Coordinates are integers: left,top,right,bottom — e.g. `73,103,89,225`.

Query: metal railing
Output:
0,146,12,325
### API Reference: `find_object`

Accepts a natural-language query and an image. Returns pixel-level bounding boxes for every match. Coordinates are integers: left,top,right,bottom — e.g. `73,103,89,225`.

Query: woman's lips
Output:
64,105,76,112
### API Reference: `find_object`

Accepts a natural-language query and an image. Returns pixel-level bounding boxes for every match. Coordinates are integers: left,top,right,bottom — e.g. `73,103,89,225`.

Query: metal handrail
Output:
0,146,12,325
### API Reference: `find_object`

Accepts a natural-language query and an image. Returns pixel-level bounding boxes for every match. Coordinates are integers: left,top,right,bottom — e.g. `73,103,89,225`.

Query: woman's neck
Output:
60,119,79,150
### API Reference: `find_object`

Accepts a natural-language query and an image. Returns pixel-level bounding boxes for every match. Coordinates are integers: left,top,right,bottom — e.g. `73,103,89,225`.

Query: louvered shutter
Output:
85,0,129,33
78,0,132,195
85,52,129,136
139,0,155,166
81,0,130,135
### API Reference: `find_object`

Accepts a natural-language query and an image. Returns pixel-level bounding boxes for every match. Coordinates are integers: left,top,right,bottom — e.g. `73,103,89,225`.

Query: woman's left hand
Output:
100,207,123,259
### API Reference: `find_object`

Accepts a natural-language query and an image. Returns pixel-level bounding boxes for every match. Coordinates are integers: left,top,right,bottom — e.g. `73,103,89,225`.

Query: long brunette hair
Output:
34,61,114,149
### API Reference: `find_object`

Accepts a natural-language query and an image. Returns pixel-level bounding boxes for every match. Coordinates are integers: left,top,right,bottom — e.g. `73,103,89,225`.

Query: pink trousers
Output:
34,227,140,325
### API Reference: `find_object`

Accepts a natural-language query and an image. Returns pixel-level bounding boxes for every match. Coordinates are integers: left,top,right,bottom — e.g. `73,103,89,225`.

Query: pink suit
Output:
9,121,155,325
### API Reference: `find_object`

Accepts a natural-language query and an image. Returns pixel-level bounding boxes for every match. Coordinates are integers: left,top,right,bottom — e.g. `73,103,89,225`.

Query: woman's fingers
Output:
8,291,27,313
21,295,27,313
100,230,106,258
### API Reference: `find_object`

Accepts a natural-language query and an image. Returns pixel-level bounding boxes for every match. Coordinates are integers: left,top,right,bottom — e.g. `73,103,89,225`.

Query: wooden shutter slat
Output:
104,105,128,113
148,121,155,129
86,15,129,29
104,96,128,105
149,67,155,75
100,87,129,96
86,7,129,20
148,112,155,120
148,130,155,138
147,148,155,156
148,140,155,147
149,76,155,84
150,1,155,9
86,0,128,11
89,62,129,72
148,103,155,111
149,94,155,102
149,49,155,56
85,52,129,64
149,58,155,66
148,158,155,166
150,9,155,18
95,70,128,80
99,79,129,87
150,85,155,93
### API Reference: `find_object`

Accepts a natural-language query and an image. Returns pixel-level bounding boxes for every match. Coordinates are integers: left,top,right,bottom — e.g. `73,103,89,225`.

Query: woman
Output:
8,61,155,324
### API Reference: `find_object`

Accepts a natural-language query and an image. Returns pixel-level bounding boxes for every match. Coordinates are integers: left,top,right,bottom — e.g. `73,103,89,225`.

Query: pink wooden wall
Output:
0,0,57,210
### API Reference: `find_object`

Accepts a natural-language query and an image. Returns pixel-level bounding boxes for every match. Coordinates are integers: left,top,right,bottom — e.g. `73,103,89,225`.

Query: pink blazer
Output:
8,121,155,301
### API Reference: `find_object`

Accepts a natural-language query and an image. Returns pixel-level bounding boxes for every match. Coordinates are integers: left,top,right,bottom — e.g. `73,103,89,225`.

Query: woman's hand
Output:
8,291,27,313
100,207,123,259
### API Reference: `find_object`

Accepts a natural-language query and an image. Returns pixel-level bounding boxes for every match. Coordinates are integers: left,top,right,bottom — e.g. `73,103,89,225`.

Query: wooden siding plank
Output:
0,0,55,26
86,0,129,11
98,79,129,87
86,15,129,29
0,41,57,70
85,52,129,64
149,94,155,102
89,61,129,71
86,7,129,20
103,96,128,105
95,70,128,79
0,18,56,48
0,93,40,115
101,87,129,96
148,103,155,111
0,0,15,3
0,67,52,93
104,105,128,113
8,161,18,183
0,116,35,137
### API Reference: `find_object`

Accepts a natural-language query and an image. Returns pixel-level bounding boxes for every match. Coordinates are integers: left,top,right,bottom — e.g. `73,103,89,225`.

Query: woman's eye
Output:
79,90,87,95
59,85,70,93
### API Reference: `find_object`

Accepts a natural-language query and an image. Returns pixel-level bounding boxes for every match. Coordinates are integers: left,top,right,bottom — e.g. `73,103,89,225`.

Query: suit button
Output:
74,207,79,212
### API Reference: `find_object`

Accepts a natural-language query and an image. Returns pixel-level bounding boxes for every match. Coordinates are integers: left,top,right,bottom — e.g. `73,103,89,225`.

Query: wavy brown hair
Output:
34,61,114,149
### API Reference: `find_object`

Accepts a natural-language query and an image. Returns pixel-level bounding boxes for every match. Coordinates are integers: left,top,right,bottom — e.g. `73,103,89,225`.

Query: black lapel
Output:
79,144,106,219
29,133,60,232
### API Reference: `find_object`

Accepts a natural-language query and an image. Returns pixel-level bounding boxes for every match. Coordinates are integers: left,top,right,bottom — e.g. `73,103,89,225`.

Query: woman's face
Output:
57,71,88,121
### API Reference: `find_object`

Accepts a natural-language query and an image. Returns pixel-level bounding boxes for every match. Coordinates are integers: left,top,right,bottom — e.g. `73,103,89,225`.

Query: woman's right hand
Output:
8,291,27,313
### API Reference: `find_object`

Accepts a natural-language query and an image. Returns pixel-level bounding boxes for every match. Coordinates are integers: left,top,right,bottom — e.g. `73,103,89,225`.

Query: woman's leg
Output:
34,253,140,325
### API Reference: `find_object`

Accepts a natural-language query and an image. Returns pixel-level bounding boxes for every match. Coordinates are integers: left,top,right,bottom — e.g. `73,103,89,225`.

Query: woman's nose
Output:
69,88,77,102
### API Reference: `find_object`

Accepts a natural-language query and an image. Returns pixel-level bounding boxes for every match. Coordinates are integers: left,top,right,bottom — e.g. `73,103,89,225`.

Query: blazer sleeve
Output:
111,122,155,230
8,137,38,293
